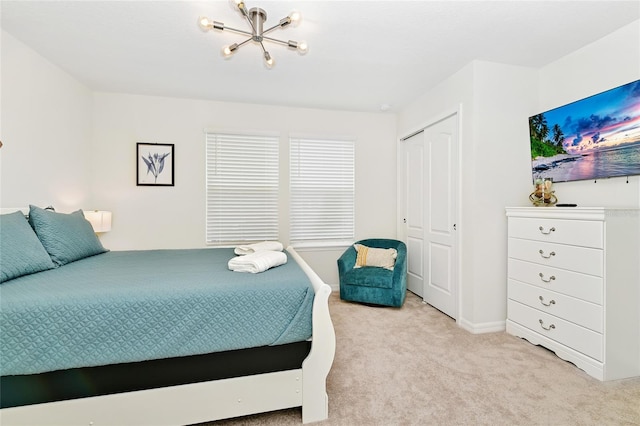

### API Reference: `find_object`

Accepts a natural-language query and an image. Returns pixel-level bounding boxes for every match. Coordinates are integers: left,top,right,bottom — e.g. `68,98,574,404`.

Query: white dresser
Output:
505,207,640,381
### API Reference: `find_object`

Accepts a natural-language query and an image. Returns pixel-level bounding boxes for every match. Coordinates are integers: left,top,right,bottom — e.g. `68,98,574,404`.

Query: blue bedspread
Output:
0,248,313,376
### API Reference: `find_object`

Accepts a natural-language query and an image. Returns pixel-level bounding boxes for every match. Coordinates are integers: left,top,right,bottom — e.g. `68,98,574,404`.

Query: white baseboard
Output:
332,287,506,336
458,317,506,334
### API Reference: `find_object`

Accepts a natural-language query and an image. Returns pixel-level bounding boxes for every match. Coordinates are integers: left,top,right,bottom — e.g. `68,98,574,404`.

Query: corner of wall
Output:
458,317,506,334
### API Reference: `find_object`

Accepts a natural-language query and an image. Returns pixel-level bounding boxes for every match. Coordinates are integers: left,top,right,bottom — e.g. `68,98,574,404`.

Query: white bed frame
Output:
0,244,336,425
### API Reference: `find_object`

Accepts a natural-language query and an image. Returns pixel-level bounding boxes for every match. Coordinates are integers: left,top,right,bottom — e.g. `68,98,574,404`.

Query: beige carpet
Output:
209,292,640,425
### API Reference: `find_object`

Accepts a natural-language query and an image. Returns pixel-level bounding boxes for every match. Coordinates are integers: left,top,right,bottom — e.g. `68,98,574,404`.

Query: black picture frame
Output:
136,143,174,186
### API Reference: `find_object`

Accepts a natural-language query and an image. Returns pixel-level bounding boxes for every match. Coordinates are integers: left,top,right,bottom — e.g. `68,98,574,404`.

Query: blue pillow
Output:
0,211,56,283
28,205,108,266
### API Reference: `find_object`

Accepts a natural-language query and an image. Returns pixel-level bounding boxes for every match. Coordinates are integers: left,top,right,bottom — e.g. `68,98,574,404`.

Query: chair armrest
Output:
392,242,408,287
337,246,357,277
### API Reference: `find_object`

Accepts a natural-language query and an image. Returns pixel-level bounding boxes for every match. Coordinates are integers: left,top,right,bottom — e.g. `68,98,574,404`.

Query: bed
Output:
0,207,336,425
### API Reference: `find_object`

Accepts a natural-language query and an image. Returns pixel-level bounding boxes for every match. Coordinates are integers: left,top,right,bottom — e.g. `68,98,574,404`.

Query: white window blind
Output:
205,132,279,245
290,136,355,246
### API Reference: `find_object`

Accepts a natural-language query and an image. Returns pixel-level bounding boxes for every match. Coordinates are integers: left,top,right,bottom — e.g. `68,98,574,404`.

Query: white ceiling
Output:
1,1,639,113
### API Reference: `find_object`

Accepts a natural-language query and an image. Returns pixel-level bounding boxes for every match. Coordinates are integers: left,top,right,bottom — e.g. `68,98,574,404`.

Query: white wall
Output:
537,19,640,207
469,62,539,326
397,60,538,331
90,94,398,285
0,31,93,211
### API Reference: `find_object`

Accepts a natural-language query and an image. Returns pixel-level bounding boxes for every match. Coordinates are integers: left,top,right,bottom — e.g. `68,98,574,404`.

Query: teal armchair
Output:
337,239,407,307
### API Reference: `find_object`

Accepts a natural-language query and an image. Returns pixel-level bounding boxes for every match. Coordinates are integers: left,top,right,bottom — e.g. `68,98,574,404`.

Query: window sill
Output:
289,241,353,252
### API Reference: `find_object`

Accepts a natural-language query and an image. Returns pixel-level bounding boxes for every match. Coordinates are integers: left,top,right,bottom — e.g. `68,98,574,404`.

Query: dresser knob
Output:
538,249,556,259
539,319,556,331
539,296,556,307
539,226,556,235
538,273,556,283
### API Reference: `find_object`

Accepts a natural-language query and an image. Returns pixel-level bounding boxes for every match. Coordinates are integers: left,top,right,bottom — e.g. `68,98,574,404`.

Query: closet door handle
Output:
539,296,556,307
539,226,556,235
539,273,556,283
538,250,556,259
539,319,555,331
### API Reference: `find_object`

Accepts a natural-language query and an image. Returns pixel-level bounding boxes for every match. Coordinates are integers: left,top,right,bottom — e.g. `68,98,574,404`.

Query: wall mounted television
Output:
529,79,640,183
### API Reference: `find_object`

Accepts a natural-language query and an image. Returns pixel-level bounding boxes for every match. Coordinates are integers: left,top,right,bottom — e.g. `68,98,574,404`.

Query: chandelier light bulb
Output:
289,10,301,26
297,40,309,55
234,0,246,12
264,51,274,68
222,43,238,58
198,16,212,31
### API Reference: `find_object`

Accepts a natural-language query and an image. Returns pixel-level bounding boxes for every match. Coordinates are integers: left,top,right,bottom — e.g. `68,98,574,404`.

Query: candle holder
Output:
529,177,557,206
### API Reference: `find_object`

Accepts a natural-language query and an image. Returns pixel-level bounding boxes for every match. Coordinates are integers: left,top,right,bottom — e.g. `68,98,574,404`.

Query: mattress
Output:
1,342,312,408
0,248,314,377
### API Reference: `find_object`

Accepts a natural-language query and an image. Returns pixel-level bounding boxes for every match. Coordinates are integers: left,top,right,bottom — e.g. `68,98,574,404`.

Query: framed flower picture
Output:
136,143,174,186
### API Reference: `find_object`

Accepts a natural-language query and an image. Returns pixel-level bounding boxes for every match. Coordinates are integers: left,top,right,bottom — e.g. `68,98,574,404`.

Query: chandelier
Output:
198,0,308,69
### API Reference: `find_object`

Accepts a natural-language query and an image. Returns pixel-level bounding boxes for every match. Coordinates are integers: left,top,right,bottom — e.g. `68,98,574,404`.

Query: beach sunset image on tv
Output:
530,79,640,183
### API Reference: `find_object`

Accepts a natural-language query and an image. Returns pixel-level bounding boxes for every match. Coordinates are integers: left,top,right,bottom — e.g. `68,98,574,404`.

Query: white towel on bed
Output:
228,250,287,273
234,241,284,255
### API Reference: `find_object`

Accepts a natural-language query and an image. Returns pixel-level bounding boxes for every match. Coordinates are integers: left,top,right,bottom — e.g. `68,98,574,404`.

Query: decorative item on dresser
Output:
529,177,557,206
505,206,640,381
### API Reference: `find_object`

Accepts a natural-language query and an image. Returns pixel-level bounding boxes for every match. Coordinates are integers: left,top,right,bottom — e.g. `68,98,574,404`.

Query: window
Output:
290,135,355,247
205,132,279,245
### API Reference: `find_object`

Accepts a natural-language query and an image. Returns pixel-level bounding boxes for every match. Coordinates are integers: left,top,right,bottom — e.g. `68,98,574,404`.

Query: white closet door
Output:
401,111,459,318
403,131,425,297
423,113,459,319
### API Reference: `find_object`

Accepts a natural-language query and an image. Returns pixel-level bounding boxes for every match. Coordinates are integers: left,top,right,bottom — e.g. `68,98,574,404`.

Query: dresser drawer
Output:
508,279,602,333
508,217,603,248
508,238,603,276
508,300,603,361
507,258,603,304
